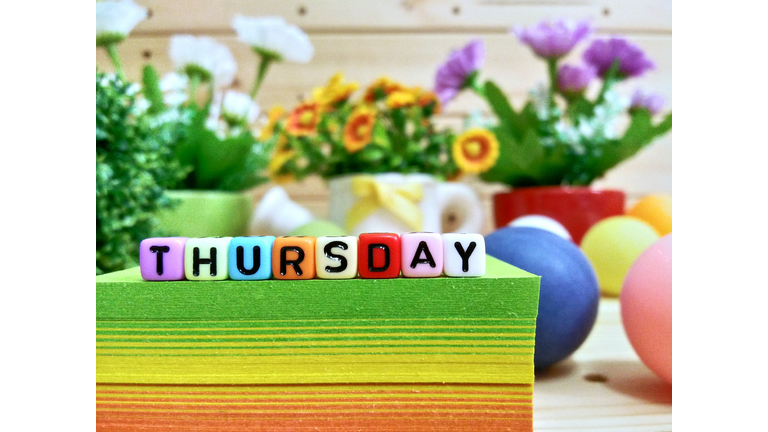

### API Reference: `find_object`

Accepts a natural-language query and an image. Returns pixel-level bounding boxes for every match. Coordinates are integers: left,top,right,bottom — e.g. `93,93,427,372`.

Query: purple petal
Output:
512,19,592,58
432,39,486,105
630,88,664,114
584,37,654,78
557,63,596,93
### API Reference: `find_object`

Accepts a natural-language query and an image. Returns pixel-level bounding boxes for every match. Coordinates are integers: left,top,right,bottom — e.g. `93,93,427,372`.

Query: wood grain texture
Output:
130,0,671,34
533,298,672,431
96,0,672,222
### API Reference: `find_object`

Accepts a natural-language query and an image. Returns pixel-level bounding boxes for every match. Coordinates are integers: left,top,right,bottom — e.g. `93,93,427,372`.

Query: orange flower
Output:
285,101,321,136
385,90,417,109
416,90,442,115
260,105,285,140
364,76,406,102
452,128,500,174
343,105,377,153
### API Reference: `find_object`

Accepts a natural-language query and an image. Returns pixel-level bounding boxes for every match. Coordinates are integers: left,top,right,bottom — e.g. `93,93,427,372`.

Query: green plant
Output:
435,20,672,187
268,74,461,182
96,72,188,274
140,63,274,191
96,1,315,191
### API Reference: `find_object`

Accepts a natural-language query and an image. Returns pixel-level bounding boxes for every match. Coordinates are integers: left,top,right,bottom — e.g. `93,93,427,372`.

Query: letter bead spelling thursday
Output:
139,233,485,281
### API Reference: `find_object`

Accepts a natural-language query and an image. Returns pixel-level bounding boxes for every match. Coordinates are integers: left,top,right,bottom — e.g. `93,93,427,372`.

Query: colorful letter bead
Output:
442,233,486,277
140,237,188,281
358,233,401,279
184,237,233,281
228,236,276,281
272,236,317,280
401,232,443,278
316,236,359,279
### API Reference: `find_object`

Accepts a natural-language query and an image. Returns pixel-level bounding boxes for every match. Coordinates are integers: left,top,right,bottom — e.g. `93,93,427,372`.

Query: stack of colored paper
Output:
96,256,540,431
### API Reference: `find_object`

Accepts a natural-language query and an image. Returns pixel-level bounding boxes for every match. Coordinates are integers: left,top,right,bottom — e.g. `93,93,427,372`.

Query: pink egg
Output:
620,234,672,384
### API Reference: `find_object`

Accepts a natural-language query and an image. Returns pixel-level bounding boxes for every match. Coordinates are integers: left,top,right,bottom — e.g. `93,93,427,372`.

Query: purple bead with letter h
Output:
140,237,188,281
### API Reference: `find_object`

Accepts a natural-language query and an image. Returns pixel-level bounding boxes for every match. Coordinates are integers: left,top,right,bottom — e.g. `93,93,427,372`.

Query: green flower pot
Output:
156,190,253,238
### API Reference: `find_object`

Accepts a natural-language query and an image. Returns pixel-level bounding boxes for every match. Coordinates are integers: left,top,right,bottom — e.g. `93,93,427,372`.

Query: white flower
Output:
221,91,260,125
133,97,150,115
96,0,148,45
464,109,495,130
159,72,189,107
126,82,141,96
602,89,630,115
159,72,188,92
232,15,314,63
529,83,551,120
169,35,237,88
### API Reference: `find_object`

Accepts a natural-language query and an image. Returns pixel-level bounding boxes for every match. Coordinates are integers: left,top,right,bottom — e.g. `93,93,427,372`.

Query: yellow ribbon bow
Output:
346,176,424,232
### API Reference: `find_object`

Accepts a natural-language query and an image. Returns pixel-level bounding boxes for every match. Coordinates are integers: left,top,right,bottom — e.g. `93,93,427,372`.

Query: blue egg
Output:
485,226,599,369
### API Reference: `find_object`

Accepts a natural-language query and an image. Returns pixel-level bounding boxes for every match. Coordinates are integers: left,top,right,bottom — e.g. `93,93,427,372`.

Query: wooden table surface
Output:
533,298,672,431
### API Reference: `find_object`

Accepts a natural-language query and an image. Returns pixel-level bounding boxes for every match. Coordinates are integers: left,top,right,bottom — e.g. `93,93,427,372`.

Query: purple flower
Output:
630,89,665,115
583,37,655,78
434,39,485,105
557,64,597,94
512,19,591,59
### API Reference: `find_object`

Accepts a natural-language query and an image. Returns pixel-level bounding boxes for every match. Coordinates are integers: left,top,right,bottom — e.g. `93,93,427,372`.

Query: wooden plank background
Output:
96,0,672,234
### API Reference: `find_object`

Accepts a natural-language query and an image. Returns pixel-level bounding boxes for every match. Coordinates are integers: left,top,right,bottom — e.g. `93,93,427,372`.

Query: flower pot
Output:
327,173,484,236
155,190,254,238
493,186,625,244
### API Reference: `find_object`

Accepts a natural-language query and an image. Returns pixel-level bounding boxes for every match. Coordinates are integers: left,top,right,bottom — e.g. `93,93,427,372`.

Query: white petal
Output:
96,0,148,37
163,91,188,107
232,15,314,63
159,72,188,92
222,91,261,124
169,35,237,88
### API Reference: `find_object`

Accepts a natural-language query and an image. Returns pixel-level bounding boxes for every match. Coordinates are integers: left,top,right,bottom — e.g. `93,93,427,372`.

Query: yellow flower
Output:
311,72,359,108
364,76,406,103
260,105,285,140
385,90,417,109
268,135,296,184
452,128,500,174
285,101,321,136
343,105,377,153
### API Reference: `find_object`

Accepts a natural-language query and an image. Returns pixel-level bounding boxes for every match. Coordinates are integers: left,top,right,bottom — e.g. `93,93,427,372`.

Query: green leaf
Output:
173,107,205,173
583,110,673,183
483,80,516,137
359,145,386,163
513,128,545,169
217,140,272,191
371,121,390,149
479,127,523,184
566,96,594,120
141,64,164,115
196,131,257,189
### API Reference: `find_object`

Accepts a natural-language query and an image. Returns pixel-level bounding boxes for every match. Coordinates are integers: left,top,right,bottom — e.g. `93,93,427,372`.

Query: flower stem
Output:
596,60,621,105
188,74,201,107
465,71,486,98
205,81,215,108
250,55,274,100
106,44,125,80
546,58,559,107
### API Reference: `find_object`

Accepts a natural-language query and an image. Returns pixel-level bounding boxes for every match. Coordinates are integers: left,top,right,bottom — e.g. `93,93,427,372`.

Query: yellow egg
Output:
627,194,672,236
581,216,660,296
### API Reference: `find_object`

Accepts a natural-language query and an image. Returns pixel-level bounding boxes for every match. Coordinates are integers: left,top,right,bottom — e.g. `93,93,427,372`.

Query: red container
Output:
493,187,625,244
